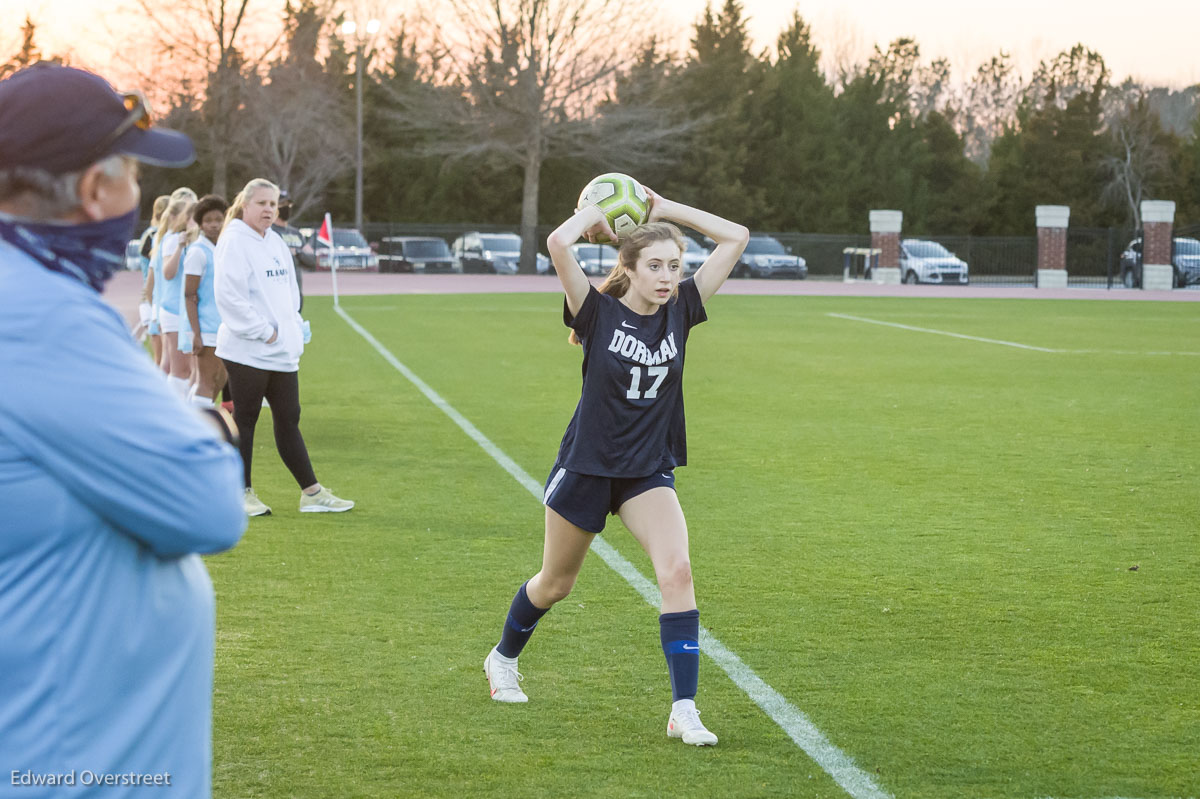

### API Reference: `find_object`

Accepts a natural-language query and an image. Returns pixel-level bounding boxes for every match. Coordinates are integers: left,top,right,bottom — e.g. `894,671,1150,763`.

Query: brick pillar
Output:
869,210,902,284
1035,205,1069,288
1141,200,1176,290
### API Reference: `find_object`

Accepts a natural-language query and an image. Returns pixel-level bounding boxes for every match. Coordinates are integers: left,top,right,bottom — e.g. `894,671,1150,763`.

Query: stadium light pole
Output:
342,18,380,233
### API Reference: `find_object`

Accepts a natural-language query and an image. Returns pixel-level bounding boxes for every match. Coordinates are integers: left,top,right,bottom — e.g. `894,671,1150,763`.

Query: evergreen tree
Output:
831,39,928,232
984,46,1117,233
1172,113,1200,225
748,12,837,231
668,0,766,224
916,110,984,233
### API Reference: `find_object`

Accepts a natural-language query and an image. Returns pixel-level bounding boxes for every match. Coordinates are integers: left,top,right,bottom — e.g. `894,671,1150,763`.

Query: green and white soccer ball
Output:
577,173,649,243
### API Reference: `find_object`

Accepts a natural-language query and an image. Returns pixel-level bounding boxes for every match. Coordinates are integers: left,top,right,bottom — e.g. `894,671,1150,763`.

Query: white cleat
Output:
483,648,528,703
667,702,718,746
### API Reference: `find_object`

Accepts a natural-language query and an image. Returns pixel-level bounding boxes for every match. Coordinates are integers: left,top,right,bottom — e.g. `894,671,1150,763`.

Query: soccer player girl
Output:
483,185,749,746
153,188,198,394
179,193,229,408
135,194,168,360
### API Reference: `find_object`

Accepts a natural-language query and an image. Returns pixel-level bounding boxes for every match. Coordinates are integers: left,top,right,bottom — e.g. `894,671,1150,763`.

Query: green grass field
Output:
207,292,1199,799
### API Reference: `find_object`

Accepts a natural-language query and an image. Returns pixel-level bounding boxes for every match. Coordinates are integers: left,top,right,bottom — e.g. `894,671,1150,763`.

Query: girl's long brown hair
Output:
569,222,686,346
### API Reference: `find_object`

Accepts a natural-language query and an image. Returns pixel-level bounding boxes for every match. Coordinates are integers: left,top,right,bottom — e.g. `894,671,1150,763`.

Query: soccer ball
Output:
577,173,649,242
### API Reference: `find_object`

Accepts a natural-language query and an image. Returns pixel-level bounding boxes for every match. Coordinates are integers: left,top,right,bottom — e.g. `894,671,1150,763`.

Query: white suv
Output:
899,239,969,285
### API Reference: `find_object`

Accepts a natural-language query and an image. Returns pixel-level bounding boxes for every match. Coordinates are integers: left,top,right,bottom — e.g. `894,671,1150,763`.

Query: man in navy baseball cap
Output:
0,63,244,799
0,61,195,174
0,62,197,289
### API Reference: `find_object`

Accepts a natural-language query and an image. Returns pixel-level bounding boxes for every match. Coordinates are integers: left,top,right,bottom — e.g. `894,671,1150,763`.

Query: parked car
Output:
125,239,143,271
734,235,807,279
899,239,969,285
451,231,524,274
1119,236,1200,288
682,236,709,275
377,236,458,273
299,227,378,270
569,243,620,276
452,232,551,274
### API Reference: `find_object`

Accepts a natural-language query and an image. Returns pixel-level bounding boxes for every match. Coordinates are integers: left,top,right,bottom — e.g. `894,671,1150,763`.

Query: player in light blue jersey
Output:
157,192,198,395
133,194,168,361
483,185,749,747
180,193,229,408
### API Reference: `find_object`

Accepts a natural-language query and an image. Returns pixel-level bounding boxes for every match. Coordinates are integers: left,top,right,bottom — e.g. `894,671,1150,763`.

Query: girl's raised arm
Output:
644,188,749,304
545,204,617,318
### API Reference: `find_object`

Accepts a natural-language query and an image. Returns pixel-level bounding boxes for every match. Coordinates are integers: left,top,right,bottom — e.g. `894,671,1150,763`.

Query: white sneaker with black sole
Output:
483,647,528,703
243,487,271,517
667,699,718,746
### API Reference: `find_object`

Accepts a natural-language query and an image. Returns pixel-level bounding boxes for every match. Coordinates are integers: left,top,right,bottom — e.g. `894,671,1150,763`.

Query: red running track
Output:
102,270,1198,327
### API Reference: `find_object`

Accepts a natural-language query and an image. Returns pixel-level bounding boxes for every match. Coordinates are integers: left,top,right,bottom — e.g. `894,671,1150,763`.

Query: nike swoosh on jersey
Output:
661,473,672,479
620,321,637,329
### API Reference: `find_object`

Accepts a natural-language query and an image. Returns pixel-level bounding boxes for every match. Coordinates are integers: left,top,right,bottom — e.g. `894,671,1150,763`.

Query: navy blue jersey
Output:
554,278,707,477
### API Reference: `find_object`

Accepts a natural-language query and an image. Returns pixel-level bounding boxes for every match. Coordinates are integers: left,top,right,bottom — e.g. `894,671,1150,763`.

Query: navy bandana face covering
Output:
0,207,138,293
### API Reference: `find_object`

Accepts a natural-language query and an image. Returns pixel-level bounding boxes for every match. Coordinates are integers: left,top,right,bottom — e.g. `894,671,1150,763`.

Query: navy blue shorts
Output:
542,464,676,534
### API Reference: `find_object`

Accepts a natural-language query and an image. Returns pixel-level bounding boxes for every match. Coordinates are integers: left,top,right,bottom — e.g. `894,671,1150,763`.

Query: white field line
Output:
335,304,892,799
827,313,1200,355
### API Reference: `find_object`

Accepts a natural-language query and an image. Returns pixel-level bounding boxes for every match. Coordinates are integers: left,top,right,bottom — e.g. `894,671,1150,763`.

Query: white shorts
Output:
159,309,180,333
179,331,217,353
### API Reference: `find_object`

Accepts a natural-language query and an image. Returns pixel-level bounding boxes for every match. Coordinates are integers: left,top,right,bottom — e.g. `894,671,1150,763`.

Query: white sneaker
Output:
243,487,271,517
299,486,355,513
667,701,718,746
483,648,528,703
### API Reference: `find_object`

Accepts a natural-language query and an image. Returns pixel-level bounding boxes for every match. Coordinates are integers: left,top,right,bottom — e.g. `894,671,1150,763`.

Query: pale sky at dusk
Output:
5,0,1199,88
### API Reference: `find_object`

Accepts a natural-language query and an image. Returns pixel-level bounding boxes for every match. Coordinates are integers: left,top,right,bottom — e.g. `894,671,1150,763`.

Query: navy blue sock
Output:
496,581,550,659
659,609,700,702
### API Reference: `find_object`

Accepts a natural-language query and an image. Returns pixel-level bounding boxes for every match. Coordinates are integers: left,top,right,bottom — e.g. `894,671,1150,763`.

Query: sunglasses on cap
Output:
82,90,153,164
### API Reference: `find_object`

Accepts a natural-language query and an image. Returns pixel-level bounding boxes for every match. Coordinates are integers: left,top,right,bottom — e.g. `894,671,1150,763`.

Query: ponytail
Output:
222,189,246,231
567,222,685,346
148,195,170,229
151,195,193,258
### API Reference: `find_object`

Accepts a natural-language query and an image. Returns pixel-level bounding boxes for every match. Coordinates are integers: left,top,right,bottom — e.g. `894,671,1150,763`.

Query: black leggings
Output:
222,360,317,489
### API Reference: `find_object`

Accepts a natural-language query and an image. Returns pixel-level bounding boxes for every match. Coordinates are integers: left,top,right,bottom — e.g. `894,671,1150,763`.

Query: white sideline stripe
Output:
827,313,1200,356
828,313,1061,351
335,304,892,799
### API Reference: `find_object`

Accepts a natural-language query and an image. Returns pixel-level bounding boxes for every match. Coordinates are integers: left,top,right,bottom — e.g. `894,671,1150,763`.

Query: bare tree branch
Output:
382,0,678,271
1102,83,1172,228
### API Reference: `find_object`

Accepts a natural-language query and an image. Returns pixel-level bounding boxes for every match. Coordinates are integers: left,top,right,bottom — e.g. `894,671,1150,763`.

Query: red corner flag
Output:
317,213,333,246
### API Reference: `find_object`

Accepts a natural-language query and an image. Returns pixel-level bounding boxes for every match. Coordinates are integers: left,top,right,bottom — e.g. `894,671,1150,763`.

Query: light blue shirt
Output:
0,241,246,798
137,225,155,280
160,234,184,315
149,244,164,309
179,237,221,348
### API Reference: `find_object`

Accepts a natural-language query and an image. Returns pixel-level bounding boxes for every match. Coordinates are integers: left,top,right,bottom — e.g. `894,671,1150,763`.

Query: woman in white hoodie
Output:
214,178,354,517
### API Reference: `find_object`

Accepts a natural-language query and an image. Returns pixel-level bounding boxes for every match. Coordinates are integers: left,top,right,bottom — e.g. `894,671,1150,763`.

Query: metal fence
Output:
1067,227,1131,288
333,222,1176,289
